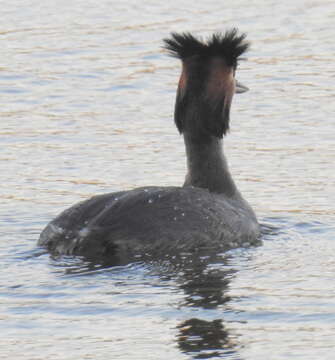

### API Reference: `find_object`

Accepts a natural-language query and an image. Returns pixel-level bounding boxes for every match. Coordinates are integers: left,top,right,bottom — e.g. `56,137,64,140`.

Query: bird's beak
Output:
235,80,249,94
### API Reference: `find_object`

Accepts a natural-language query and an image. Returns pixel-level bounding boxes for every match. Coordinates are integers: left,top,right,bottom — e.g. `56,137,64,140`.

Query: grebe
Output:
39,29,260,262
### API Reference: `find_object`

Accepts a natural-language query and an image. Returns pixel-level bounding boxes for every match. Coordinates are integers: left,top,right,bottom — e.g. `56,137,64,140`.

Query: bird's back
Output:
39,186,260,263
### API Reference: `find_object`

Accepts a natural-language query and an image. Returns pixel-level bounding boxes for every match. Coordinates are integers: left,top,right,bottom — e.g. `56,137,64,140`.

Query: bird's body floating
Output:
39,29,260,264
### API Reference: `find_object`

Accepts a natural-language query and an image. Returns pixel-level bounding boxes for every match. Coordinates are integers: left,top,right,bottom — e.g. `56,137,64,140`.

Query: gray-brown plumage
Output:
39,29,259,263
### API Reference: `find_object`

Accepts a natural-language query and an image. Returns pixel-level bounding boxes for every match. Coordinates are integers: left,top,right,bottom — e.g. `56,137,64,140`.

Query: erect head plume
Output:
163,29,249,67
163,29,250,139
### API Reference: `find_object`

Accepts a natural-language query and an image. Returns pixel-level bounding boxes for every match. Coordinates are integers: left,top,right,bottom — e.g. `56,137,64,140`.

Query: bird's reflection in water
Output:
177,318,236,359
179,261,233,309
48,250,244,358
172,252,241,359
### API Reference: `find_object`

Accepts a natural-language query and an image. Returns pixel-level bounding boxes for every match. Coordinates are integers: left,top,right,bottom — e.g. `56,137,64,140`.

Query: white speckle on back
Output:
78,227,90,239
50,224,64,235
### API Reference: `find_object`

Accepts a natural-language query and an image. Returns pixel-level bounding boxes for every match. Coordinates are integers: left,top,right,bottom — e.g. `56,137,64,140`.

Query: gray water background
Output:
1,0,335,359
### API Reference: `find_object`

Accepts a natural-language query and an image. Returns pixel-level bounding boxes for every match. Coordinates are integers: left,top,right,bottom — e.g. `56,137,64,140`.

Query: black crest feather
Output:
164,29,250,139
163,28,249,66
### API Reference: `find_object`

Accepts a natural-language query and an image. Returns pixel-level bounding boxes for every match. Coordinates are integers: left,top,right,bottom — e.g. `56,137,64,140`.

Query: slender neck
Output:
183,132,239,197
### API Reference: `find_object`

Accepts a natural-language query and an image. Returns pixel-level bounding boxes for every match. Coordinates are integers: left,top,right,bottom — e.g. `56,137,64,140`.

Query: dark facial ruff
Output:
163,29,250,140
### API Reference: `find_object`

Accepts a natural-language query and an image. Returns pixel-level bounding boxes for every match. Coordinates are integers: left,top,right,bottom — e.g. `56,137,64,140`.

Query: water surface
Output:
1,1,334,359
